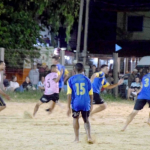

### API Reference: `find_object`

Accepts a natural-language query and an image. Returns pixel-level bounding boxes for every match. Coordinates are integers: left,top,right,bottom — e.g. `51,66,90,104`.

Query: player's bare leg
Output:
0,106,6,112
56,101,64,109
121,110,139,131
83,118,93,144
147,112,150,126
48,101,56,114
33,101,43,117
90,103,107,116
73,117,80,143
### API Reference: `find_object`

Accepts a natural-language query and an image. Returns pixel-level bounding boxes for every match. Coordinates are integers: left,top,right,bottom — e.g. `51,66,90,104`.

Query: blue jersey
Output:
67,74,93,111
92,71,110,94
57,64,65,88
138,73,150,100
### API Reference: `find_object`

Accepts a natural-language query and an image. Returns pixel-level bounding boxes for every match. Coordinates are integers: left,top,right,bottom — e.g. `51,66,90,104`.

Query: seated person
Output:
22,76,32,91
3,74,10,91
127,77,141,100
8,76,20,92
37,76,45,91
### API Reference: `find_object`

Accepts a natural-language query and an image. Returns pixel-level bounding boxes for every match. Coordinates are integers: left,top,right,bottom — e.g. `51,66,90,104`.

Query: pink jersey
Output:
44,72,59,95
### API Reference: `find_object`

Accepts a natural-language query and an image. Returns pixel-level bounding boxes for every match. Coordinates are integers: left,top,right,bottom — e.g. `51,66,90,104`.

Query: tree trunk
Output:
113,53,118,97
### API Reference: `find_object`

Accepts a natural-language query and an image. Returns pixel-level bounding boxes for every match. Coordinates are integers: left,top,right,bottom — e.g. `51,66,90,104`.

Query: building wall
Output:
117,11,150,40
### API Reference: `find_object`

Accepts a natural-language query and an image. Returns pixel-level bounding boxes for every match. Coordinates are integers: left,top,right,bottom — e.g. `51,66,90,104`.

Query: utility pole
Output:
76,0,84,62
83,0,90,65
113,53,118,97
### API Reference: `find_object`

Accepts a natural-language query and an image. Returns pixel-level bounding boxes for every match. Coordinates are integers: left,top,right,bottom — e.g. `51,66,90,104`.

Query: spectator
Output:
128,69,138,88
38,76,45,91
29,63,39,89
39,62,47,79
45,65,50,76
127,77,141,100
3,74,9,91
22,76,32,91
8,76,20,91
106,71,114,84
89,65,97,78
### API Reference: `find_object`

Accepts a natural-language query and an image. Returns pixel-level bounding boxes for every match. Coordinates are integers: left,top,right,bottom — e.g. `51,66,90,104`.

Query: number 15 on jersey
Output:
75,83,85,95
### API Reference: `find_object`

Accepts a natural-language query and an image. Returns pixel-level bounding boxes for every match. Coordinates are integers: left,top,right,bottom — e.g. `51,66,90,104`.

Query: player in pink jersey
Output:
33,65,63,117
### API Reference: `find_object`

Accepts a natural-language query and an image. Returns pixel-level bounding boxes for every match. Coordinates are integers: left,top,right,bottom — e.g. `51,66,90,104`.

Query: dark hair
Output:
92,65,96,67
100,64,108,69
0,60,3,65
52,56,60,61
74,63,84,73
51,65,57,69
12,75,16,81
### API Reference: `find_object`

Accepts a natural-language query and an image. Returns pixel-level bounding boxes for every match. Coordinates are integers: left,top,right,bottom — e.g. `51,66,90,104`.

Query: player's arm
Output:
106,79,124,89
90,73,99,82
67,81,72,116
64,69,69,82
89,89,93,112
0,89,10,100
54,69,63,83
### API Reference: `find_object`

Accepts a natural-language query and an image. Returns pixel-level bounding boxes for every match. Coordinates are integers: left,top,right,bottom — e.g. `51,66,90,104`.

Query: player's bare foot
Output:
73,139,79,143
121,127,126,132
88,138,93,144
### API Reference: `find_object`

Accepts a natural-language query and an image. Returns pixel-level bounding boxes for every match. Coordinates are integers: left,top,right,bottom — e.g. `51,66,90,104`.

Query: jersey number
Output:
75,83,85,95
144,78,149,87
47,79,50,88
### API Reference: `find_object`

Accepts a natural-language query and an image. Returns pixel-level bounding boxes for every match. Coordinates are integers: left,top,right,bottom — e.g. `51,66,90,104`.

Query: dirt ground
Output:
0,101,150,150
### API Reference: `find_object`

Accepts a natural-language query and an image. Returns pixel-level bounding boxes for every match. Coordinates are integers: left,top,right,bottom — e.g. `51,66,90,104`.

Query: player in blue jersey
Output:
122,67,150,131
67,63,93,143
90,65,123,116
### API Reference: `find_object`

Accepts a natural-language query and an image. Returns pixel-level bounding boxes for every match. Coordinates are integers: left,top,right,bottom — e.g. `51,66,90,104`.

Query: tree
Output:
0,0,80,68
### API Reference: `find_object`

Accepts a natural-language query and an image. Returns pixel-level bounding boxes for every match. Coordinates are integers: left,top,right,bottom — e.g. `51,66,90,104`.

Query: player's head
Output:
51,65,57,73
100,65,109,74
74,63,84,74
52,56,60,65
0,61,5,71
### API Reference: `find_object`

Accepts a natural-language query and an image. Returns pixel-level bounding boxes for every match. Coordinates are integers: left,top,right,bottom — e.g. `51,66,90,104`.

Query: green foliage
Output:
0,0,79,68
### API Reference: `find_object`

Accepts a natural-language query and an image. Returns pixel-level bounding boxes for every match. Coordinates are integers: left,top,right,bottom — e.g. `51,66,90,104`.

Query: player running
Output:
122,67,150,131
33,65,63,117
67,63,93,143
90,64,123,116
0,61,10,112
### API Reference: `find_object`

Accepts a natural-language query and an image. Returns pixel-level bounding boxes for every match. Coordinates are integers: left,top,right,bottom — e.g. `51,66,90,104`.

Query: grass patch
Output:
5,91,134,105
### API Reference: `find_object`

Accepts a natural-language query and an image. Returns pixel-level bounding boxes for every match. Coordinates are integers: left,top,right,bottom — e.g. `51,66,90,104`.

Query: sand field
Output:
0,101,150,150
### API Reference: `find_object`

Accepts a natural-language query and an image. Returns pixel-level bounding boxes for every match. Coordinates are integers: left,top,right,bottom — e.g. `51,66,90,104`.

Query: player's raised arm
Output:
90,73,98,83
54,69,63,83
106,78,124,89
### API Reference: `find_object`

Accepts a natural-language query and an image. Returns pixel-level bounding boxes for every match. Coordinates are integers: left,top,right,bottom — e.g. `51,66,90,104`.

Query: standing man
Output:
0,61,10,112
122,67,150,131
90,65,123,116
52,56,69,92
29,63,39,89
67,63,93,143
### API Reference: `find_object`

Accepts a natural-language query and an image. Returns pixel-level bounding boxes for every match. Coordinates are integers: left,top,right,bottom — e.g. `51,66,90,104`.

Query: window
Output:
127,16,143,32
